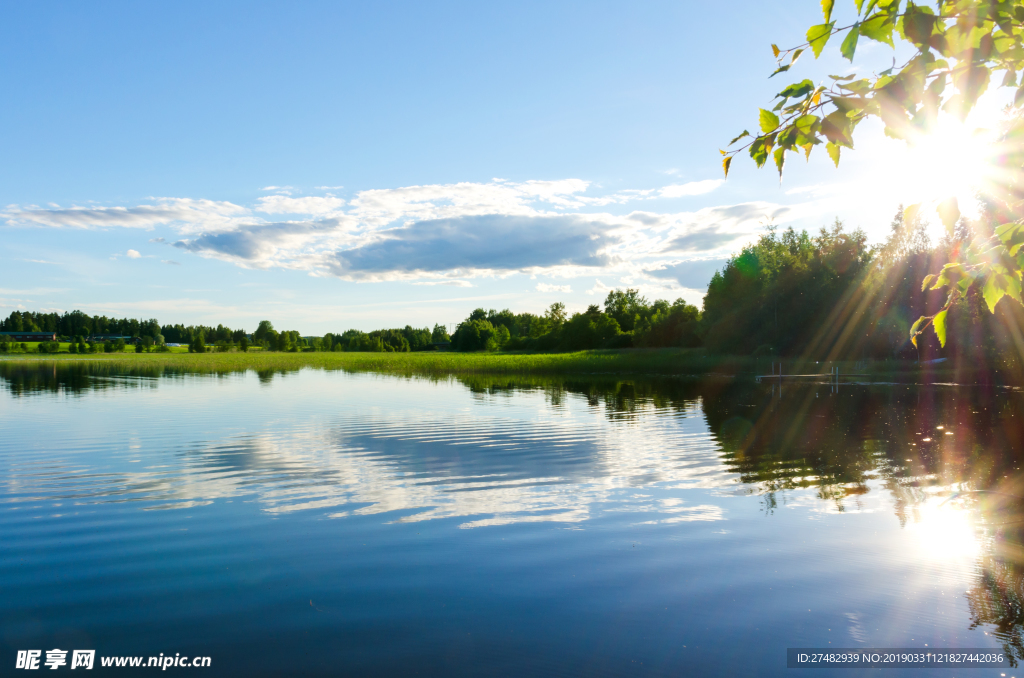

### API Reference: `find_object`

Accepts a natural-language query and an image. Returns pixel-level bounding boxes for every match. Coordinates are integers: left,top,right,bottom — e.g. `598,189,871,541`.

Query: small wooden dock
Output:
755,363,868,383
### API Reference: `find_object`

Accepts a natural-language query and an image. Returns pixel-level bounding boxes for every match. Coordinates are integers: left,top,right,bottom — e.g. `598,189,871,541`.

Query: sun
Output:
899,116,996,211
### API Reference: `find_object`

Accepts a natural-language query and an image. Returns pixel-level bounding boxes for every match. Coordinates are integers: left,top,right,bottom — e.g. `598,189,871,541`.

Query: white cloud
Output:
256,195,346,215
345,178,593,228
126,249,141,259
1,178,815,286
659,180,724,198
412,280,474,287
5,198,251,234
536,283,571,293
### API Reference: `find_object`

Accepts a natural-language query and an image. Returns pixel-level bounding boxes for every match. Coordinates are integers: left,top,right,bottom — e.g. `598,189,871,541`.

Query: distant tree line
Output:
446,293,701,353
2,311,163,340
255,322,452,353
0,310,248,349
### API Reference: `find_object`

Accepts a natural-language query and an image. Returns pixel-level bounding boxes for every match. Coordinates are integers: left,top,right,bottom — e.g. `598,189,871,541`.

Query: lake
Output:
1,362,1023,676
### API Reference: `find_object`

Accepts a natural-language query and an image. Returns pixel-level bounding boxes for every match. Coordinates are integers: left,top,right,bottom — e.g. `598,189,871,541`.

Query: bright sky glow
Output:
0,2,1014,332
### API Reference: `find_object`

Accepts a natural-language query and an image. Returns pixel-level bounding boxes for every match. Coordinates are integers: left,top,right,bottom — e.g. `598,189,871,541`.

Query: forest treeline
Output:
5,205,1022,366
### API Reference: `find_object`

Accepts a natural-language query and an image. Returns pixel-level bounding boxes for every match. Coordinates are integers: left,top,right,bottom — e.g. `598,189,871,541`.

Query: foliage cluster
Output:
446,293,702,353
702,219,874,355
258,323,447,353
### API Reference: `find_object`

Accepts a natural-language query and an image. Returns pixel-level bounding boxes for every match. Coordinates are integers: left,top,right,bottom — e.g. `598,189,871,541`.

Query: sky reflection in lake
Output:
1,363,1022,676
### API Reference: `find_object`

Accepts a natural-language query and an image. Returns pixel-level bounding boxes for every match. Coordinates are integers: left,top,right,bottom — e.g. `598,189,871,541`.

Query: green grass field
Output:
0,347,750,376
0,347,976,381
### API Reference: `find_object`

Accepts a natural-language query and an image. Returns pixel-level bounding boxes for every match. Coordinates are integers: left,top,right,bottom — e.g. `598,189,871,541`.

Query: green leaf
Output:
901,6,938,48
860,13,894,47
728,130,750,146
1003,69,1018,88
769,64,792,78
794,114,818,132
777,126,798,151
821,110,854,146
983,275,1007,313
826,141,841,167
921,274,936,291
807,23,835,58
841,24,861,61
996,222,1024,255
936,196,960,235
759,109,780,133
723,155,733,179
838,79,872,94
983,272,1022,313
790,48,805,66
821,0,834,23
774,147,786,178
750,138,769,168
932,263,968,289
932,309,948,347
778,79,815,98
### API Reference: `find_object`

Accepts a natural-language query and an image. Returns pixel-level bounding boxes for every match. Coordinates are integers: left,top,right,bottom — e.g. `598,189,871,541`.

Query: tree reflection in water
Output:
955,492,1024,666
702,381,1024,662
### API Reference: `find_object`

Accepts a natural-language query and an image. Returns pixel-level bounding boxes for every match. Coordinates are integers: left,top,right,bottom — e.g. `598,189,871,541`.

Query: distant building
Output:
0,331,57,342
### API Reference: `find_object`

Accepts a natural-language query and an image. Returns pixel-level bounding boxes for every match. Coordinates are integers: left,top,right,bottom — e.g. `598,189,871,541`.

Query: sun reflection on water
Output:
907,497,982,562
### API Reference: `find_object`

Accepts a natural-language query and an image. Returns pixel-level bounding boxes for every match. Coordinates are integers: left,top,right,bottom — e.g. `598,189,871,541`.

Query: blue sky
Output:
0,1,985,333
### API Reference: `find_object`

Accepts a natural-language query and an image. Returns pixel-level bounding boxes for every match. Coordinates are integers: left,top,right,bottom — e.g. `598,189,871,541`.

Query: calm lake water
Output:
2,362,1023,676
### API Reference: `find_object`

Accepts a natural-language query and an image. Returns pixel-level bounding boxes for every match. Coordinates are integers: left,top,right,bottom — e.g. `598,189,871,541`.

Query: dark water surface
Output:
2,363,1024,676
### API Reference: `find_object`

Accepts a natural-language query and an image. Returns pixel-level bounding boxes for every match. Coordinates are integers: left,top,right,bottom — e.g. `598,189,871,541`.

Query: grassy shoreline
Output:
0,348,987,383
0,348,736,376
